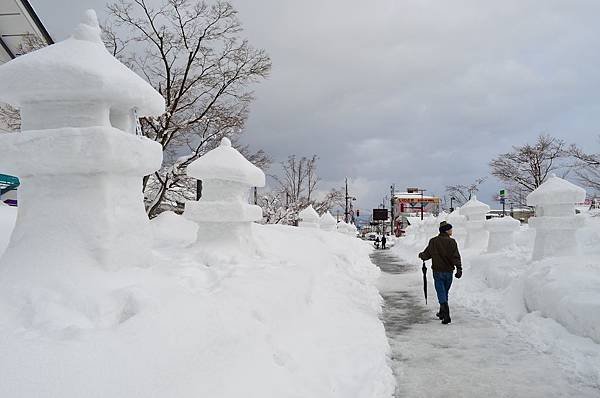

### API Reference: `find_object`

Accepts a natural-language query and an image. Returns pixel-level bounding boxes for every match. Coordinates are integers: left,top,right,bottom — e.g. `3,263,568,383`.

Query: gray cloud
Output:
33,0,600,211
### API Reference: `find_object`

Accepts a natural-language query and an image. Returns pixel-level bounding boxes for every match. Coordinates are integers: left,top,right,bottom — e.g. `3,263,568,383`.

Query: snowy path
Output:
372,249,600,398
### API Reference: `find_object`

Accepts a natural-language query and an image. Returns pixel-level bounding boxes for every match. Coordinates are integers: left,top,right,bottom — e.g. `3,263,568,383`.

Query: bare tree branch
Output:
104,0,271,217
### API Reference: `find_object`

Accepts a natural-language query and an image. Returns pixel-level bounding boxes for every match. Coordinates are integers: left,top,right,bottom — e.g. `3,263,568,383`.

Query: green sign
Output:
499,189,507,197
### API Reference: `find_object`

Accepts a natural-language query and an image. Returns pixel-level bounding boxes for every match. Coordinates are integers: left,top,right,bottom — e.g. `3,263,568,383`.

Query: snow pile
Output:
0,203,16,253
392,203,600,387
0,214,394,397
150,210,198,248
319,211,337,231
298,205,320,228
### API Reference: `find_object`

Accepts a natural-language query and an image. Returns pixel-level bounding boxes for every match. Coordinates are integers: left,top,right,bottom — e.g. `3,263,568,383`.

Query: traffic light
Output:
356,209,360,217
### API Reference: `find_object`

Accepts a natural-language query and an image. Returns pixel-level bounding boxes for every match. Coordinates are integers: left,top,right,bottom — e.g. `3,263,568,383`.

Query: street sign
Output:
372,209,388,221
499,189,507,197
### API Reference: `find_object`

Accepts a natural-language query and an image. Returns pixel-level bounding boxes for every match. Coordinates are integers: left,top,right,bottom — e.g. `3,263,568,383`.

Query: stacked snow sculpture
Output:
484,216,520,253
0,10,164,270
319,211,337,231
336,220,356,236
424,215,438,239
184,137,265,248
527,175,586,260
447,207,467,246
298,205,320,228
460,196,491,250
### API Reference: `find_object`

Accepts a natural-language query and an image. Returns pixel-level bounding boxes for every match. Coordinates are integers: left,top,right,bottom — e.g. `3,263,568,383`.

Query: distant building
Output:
392,188,441,235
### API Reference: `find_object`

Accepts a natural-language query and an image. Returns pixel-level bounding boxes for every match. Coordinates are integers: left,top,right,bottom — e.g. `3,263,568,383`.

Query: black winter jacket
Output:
418,233,462,273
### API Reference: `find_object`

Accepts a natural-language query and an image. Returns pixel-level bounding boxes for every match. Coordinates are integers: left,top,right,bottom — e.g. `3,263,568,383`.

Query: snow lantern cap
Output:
319,211,337,225
186,137,266,187
0,9,165,117
487,216,520,226
526,174,586,206
459,195,490,216
299,205,320,222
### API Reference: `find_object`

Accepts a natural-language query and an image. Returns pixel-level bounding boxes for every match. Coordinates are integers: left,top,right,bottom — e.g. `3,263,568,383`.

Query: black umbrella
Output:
422,261,428,305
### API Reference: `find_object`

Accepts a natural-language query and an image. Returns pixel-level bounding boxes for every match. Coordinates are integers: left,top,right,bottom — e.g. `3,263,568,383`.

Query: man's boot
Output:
436,306,443,320
441,303,451,324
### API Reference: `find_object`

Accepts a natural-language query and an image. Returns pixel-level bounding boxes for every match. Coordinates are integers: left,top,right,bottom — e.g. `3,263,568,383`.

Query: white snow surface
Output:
459,195,490,218
0,204,16,254
527,175,587,206
0,10,164,117
186,137,265,187
392,217,600,389
319,211,337,231
0,213,394,397
299,204,320,222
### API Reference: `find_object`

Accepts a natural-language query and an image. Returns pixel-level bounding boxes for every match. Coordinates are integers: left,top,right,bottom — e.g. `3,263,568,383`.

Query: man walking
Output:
381,234,387,249
418,221,462,324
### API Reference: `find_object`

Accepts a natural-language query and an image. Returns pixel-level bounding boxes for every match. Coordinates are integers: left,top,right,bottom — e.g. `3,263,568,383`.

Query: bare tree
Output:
490,134,567,205
273,155,320,204
261,155,344,224
0,34,48,132
569,140,600,192
445,177,487,207
105,0,271,217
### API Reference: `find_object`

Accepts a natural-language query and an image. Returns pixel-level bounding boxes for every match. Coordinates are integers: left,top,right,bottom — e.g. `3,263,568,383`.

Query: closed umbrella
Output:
422,261,428,305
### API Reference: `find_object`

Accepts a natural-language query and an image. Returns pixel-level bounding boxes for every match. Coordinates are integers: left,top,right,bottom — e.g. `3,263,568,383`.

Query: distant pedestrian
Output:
374,236,380,249
418,221,462,324
381,234,387,249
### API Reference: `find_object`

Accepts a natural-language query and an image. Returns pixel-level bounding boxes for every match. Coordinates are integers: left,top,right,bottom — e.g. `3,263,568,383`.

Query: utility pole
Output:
420,189,426,220
390,184,395,236
345,177,349,223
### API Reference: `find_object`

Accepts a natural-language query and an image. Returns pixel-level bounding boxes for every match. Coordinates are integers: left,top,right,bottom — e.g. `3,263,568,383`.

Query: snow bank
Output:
392,217,600,387
0,213,394,397
0,203,16,254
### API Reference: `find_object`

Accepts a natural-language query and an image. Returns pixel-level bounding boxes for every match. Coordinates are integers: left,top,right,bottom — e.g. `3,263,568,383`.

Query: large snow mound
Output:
0,214,394,397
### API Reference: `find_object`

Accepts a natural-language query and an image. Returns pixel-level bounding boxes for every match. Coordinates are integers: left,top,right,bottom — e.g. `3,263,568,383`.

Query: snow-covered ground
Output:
390,217,600,392
0,207,394,397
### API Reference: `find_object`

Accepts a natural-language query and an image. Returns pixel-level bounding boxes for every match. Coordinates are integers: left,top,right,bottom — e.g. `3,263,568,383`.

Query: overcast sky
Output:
32,0,600,213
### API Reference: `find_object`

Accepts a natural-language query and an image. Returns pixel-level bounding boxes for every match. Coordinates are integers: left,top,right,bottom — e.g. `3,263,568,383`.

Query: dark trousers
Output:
433,272,453,304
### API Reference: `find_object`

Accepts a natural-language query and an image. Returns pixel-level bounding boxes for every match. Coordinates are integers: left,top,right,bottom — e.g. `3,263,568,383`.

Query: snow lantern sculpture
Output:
460,196,491,250
425,215,438,238
527,175,586,260
347,222,359,237
484,216,520,253
437,211,448,222
184,137,265,247
447,207,467,247
0,10,164,270
298,205,320,228
336,220,358,237
319,211,337,231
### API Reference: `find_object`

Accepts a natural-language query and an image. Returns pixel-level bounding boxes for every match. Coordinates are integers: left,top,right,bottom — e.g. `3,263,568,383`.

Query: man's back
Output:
419,233,461,273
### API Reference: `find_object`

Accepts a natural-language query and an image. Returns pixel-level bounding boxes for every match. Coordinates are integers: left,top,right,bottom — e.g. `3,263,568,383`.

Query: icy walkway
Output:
372,250,600,398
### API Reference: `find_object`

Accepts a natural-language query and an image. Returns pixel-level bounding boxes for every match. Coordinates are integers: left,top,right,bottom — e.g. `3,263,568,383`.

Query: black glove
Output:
455,269,462,279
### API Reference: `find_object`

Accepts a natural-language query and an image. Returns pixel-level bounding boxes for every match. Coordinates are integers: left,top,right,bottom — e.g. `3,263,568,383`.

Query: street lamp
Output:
417,188,427,220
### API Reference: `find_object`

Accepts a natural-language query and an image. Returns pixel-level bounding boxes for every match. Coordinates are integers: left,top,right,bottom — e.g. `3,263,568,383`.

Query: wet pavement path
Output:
370,249,600,398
